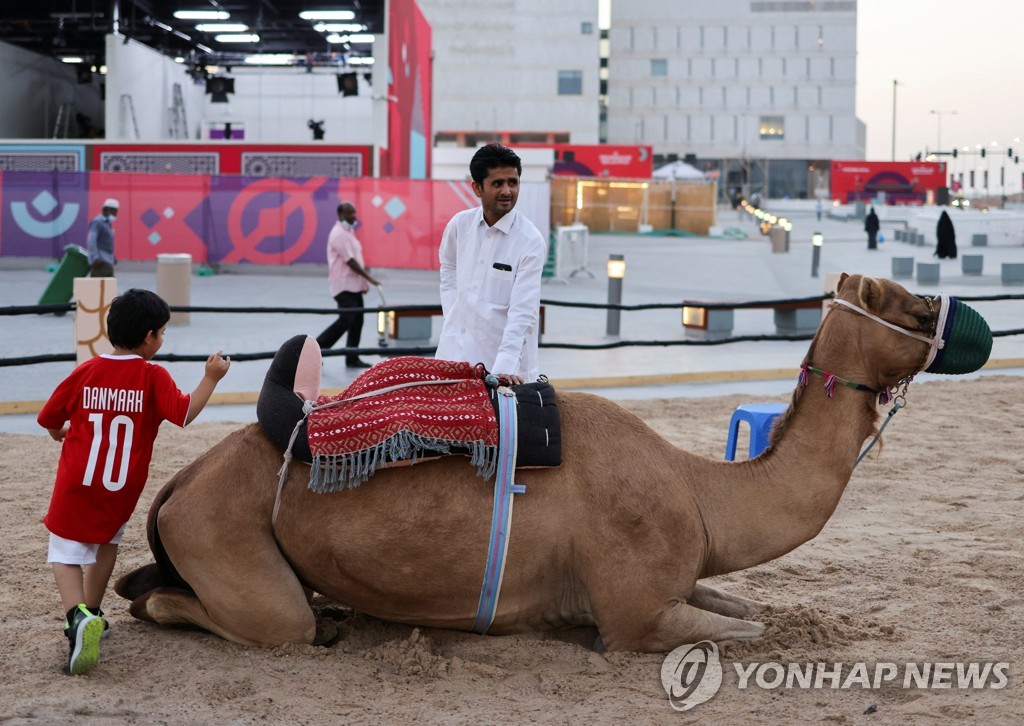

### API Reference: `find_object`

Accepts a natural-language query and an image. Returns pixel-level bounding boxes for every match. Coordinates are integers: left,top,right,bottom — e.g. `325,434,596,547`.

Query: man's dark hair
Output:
107,288,171,349
469,143,522,184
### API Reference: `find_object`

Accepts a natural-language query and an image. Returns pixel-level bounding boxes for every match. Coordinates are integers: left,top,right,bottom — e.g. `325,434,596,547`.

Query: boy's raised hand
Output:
206,351,231,381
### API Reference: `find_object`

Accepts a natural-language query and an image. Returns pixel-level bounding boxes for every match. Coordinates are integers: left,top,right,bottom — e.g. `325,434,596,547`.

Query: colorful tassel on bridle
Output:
797,362,895,405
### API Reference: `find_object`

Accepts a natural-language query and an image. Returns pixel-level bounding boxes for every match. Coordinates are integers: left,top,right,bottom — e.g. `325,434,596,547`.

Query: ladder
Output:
168,83,188,139
52,103,73,138
119,93,140,139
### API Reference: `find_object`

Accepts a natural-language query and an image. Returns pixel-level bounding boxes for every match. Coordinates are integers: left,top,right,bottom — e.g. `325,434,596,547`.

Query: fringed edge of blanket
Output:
308,431,498,493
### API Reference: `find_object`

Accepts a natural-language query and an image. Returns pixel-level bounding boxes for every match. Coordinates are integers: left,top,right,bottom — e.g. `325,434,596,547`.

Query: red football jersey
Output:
38,354,191,543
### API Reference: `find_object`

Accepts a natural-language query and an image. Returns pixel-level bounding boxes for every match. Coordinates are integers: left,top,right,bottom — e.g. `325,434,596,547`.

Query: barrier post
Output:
811,232,823,277
74,277,117,365
157,253,193,325
606,254,625,336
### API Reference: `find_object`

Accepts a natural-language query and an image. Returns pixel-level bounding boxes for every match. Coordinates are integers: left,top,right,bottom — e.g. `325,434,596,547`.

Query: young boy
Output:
38,288,231,675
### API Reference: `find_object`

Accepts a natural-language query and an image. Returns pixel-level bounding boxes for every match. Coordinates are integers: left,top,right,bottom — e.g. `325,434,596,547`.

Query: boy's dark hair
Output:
107,289,170,349
469,143,522,184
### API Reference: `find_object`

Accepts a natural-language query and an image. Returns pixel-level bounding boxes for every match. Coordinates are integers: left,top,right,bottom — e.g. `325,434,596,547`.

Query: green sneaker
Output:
65,604,103,675
96,608,110,639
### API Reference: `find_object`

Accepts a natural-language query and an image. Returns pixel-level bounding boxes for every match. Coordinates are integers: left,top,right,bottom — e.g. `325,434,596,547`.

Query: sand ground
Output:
1,375,1020,725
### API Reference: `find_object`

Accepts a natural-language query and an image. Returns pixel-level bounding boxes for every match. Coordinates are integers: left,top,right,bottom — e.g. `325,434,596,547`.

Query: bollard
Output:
962,255,983,276
157,253,193,325
606,254,625,336
1001,263,1024,285
916,262,940,285
811,232,823,278
891,257,914,279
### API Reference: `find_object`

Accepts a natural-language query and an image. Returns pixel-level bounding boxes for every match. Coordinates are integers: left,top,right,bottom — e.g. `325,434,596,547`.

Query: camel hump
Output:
257,335,322,463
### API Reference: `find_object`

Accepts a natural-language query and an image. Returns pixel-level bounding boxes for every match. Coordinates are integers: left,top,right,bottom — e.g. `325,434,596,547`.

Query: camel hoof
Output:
312,618,340,647
743,599,769,616
127,590,159,623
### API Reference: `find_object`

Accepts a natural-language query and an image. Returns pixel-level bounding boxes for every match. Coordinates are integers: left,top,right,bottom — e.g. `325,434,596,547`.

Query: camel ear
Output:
836,272,850,292
857,276,883,312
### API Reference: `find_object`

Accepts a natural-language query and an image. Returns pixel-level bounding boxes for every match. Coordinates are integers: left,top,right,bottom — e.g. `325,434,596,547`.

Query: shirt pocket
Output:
484,267,514,306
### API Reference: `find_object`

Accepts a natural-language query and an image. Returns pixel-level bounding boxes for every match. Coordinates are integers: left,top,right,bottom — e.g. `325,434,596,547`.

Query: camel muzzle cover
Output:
923,295,992,375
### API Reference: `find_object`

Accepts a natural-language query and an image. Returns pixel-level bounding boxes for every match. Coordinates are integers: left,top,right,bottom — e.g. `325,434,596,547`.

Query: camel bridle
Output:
799,294,939,468
831,296,939,367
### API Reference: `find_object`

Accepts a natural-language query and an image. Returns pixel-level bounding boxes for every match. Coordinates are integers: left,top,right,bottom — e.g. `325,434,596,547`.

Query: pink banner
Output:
1,171,475,270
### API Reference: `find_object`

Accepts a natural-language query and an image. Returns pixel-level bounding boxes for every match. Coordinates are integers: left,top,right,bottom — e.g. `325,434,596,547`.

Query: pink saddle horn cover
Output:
293,336,322,402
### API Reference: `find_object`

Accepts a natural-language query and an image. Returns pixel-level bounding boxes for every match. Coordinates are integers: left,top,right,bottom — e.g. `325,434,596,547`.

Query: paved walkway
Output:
3,204,1022,434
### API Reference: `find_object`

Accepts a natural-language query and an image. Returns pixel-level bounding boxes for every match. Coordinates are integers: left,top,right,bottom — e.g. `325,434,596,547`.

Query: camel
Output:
115,273,987,652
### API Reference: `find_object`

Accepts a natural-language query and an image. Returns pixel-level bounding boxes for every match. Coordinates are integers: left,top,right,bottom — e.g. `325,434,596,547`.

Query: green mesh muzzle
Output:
923,295,993,375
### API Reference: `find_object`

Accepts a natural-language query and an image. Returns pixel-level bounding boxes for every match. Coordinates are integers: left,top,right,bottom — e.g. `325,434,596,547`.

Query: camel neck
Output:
694,372,879,578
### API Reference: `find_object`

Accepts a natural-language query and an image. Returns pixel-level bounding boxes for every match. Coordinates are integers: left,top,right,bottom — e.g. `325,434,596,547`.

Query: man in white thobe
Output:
436,144,546,385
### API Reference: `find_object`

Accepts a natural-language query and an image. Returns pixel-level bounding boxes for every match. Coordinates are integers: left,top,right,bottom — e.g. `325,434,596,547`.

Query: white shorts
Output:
47,523,127,566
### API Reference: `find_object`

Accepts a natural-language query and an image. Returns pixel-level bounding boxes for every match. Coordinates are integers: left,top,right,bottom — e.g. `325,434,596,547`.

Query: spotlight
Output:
205,75,235,103
308,119,325,140
336,72,358,96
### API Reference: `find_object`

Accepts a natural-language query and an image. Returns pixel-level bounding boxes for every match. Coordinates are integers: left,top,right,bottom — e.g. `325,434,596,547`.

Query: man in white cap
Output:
86,199,119,277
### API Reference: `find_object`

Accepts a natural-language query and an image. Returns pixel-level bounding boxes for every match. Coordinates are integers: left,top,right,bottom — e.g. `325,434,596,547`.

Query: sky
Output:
857,0,1024,168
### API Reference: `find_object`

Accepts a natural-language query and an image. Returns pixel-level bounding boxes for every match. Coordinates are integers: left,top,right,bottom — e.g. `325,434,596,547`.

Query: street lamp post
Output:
930,109,957,150
891,79,898,162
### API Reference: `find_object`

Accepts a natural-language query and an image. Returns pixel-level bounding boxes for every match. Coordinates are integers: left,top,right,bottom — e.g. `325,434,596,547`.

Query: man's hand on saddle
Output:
495,373,523,387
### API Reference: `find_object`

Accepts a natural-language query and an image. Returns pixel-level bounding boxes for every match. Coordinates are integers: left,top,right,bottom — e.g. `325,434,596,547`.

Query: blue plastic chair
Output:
724,402,788,460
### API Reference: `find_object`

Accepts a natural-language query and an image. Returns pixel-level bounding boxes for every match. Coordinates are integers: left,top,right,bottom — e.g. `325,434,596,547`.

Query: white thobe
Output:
436,207,547,381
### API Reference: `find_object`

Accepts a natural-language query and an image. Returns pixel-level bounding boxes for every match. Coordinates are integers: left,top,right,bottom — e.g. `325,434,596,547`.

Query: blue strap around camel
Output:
472,392,525,634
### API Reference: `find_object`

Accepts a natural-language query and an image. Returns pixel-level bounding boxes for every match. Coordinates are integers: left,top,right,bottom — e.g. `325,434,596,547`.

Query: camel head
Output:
813,273,992,394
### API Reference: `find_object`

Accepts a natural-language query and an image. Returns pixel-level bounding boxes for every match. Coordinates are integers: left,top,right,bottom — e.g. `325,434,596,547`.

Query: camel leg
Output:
137,508,316,647
690,582,767,619
598,601,765,652
133,555,315,647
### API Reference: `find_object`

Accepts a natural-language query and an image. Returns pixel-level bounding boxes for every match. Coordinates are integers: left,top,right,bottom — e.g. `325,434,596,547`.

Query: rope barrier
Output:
2,296,1022,368
5,292,1024,318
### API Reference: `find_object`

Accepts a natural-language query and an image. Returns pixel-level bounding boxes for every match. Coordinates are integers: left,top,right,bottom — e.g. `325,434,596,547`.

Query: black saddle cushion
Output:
489,381,561,468
257,334,318,463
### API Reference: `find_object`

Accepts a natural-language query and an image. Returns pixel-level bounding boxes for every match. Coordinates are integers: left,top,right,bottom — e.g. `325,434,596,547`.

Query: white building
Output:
606,0,864,198
416,0,601,146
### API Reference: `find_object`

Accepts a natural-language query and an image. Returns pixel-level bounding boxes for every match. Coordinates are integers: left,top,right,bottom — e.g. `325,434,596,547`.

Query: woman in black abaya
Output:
935,211,957,259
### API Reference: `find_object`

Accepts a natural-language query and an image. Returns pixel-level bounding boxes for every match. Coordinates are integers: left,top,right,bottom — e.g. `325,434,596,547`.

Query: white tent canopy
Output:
652,160,706,180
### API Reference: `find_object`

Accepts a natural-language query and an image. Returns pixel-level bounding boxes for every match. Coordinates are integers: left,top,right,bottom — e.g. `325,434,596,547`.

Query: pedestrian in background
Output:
316,202,380,368
864,206,880,250
86,199,119,277
935,210,958,259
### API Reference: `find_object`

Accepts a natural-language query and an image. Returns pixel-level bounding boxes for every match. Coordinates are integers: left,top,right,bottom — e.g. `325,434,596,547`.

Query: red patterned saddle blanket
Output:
306,357,499,492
